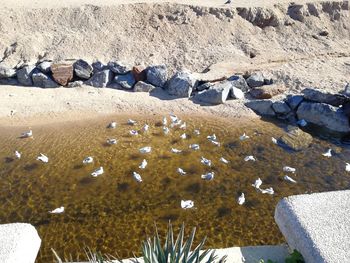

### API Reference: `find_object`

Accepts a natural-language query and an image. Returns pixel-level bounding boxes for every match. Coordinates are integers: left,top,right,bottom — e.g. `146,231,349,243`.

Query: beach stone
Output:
108,82,123,89
114,72,136,89
146,64,168,88
0,78,19,85
92,61,105,72
32,72,58,88
297,102,350,133
302,88,349,106
37,61,51,73
132,65,147,82
194,81,231,105
51,64,73,86
285,94,304,110
17,65,36,86
279,126,313,151
230,86,244,99
246,72,265,88
0,65,16,78
166,71,197,98
73,59,93,79
86,70,113,88
68,81,84,88
134,81,156,92
108,61,130,74
272,101,291,115
250,84,286,99
228,75,250,92
245,100,276,116
196,82,213,91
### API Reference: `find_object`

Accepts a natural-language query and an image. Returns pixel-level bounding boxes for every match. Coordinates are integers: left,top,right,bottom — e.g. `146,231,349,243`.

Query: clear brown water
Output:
0,115,349,262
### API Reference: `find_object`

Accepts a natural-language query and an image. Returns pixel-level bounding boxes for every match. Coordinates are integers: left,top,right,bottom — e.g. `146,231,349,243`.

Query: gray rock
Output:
245,100,275,116
227,75,250,92
246,72,265,88
166,71,197,98
272,101,291,115
230,86,244,99
285,95,304,110
108,82,123,89
343,83,350,96
74,59,93,79
114,72,136,89
302,88,349,106
92,61,105,72
17,65,36,86
0,78,18,85
108,61,130,74
196,82,213,91
297,102,350,133
0,65,16,78
134,81,156,92
194,81,231,105
279,126,313,151
37,61,52,73
146,64,168,87
32,72,58,88
86,70,112,88
68,81,84,88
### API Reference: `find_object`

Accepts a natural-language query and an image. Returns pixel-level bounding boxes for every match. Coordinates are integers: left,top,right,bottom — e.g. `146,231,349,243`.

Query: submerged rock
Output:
134,81,155,92
114,72,136,89
246,72,265,88
245,100,275,116
74,59,93,79
146,64,168,88
166,71,197,98
32,72,58,88
86,69,112,88
0,64,16,78
17,65,36,86
302,88,349,107
228,75,250,92
51,64,73,86
279,126,313,151
194,81,231,105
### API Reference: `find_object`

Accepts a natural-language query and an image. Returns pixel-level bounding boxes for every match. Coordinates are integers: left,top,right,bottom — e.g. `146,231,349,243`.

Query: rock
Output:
194,81,231,105
343,83,350,96
108,82,123,89
302,88,349,107
196,82,213,91
73,59,93,79
114,72,136,89
17,65,36,86
0,65,16,78
297,102,350,133
272,101,292,115
146,64,168,87
227,75,250,92
108,61,130,74
246,72,265,88
230,86,244,99
0,78,18,85
342,102,350,118
279,126,313,151
51,64,73,86
166,71,197,98
134,81,156,92
92,61,105,72
132,65,147,82
68,81,84,88
286,95,304,110
32,72,58,88
37,61,52,73
86,70,113,88
245,100,275,116
250,84,286,99
264,78,274,85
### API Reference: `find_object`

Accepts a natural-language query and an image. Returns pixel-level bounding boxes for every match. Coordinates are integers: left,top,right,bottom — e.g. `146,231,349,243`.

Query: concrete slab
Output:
275,190,350,263
0,223,41,263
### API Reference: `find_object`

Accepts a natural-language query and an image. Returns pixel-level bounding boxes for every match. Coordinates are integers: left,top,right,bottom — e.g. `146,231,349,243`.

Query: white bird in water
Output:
346,163,350,172
322,149,332,157
14,151,21,159
180,122,186,129
220,157,229,164
107,121,117,129
49,206,64,214
91,167,104,177
180,133,187,139
163,126,170,135
133,171,142,183
189,144,200,150
107,138,118,145
259,187,274,195
171,148,182,154
83,157,93,164
142,124,149,132
209,140,220,147
200,157,212,166
162,116,167,126
181,200,194,209
244,155,256,162
252,178,262,189
37,153,49,163
239,133,249,141
139,159,147,169
207,134,217,141
139,146,152,154
127,119,137,125
201,172,214,181
271,137,278,144
194,129,200,135
237,193,245,205
170,119,182,127
177,168,186,176
21,130,33,138
283,166,296,173
284,175,297,183
169,114,178,123
129,130,138,136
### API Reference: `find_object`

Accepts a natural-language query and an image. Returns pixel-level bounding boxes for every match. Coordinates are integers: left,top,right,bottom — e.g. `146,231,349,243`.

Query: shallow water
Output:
0,115,349,262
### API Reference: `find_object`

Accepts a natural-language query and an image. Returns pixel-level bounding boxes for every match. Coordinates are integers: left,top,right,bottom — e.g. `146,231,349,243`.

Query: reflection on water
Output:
0,115,349,262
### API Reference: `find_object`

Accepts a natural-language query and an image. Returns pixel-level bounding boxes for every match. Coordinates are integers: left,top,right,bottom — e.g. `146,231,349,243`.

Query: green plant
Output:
285,250,304,263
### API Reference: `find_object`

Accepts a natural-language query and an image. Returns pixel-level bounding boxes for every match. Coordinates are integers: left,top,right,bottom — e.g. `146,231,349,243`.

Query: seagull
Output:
297,119,307,127
169,114,178,123
127,119,137,125
133,171,142,183
170,119,182,128
259,187,274,195
201,172,214,180
180,122,186,129
209,140,220,146
37,153,49,163
177,168,187,176
139,146,151,154
181,200,194,209
237,193,245,205
346,163,350,172
163,126,170,135
21,130,33,138
239,133,249,141
162,116,167,126
107,138,118,145
220,157,229,164
271,137,278,144
244,155,256,162
194,129,200,135
129,130,138,136
283,166,296,173
171,148,182,153
200,157,212,166
14,151,21,159
83,157,93,164
189,144,200,150
139,159,147,169
180,133,187,139
252,178,262,189
284,175,297,183
49,206,64,214
322,149,332,157
91,167,104,177
142,124,149,132
107,121,117,129
207,134,217,141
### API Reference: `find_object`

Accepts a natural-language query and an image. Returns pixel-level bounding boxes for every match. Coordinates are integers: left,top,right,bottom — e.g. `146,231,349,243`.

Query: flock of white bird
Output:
15,114,350,214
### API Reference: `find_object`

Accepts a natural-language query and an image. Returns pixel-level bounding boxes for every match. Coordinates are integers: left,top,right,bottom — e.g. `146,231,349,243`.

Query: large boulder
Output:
51,64,73,86
272,101,292,115
146,64,167,87
297,102,350,133
279,126,313,151
285,94,304,110
245,100,275,116
17,65,36,86
0,78,19,85
227,75,250,92
166,71,197,98
132,65,147,82
230,87,244,99
86,69,113,88
37,61,52,73
114,72,136,89
73,59,93,79
92,61,105,72
194,81,231,105
32,72,58,88
0,64,16,78
108,61,130,74
250,84,286,99
302,88,349,106
134,81,156,92
246,72,265,88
